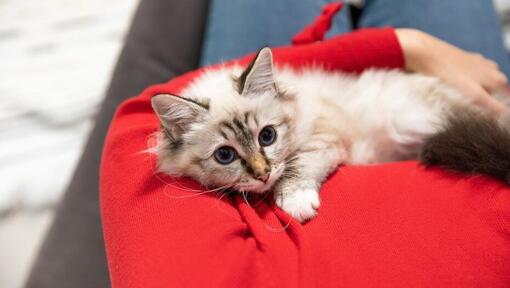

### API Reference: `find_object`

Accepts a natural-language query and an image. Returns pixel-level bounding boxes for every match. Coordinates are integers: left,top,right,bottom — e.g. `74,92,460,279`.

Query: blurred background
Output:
1,0,510,287
0,0,138,286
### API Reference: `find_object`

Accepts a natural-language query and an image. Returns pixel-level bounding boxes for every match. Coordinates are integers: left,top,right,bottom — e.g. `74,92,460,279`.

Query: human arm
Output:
395,28,509,114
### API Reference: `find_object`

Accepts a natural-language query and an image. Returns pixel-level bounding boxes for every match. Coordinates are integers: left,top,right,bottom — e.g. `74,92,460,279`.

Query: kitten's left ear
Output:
237,47,277,96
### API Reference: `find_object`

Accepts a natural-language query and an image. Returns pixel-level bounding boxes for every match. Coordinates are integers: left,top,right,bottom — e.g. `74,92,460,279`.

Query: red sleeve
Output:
271,27,404,73
100,28,510,288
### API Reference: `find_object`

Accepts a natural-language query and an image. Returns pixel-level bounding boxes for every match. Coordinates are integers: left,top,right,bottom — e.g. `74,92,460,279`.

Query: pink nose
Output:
257,173,270,183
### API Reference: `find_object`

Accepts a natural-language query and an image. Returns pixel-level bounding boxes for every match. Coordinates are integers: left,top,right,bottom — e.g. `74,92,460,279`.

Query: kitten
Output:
151,48,510,222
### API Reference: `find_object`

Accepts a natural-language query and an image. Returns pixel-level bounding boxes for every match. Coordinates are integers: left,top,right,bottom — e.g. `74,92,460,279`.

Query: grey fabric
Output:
24,0,209,287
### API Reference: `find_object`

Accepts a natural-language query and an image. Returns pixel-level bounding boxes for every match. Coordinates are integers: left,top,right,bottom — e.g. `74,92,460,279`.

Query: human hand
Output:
395,28,509,114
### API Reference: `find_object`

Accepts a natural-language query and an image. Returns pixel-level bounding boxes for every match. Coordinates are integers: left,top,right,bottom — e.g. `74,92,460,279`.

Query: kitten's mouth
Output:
235,164,285,194
235,180,274,194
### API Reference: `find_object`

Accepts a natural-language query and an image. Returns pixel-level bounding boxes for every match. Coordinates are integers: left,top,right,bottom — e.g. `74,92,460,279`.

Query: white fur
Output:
275,185,320,222
275,67,463,164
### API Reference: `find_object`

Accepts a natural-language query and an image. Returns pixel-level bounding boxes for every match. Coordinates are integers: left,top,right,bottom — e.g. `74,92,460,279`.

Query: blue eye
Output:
214,146,237,165
258,126,277,146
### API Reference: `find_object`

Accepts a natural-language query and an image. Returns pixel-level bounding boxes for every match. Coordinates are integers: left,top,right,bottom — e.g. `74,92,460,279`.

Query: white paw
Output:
275,187,320,223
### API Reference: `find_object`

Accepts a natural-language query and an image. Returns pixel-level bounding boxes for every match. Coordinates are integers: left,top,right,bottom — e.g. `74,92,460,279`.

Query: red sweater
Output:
100,28,510,287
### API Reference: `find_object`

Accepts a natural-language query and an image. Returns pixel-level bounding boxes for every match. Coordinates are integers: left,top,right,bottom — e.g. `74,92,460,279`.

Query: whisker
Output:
241,191,249,206
146,149,201,192
145,147,226,195
214,188,247,222
249,191,270,208
163,183,232,199
262,213,293,232
216,188,233,208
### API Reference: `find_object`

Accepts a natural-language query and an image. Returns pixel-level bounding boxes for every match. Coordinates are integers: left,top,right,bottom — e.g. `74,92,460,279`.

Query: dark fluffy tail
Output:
420,109,510,183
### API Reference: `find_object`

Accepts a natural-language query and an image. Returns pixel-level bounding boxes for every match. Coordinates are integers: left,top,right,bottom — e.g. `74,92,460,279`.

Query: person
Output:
202,0,510,114
99,1,510,287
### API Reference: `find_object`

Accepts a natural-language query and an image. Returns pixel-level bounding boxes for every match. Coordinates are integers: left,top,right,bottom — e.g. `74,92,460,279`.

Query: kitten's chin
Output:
235,163,285,194
235,182,274,194
250,182,275,194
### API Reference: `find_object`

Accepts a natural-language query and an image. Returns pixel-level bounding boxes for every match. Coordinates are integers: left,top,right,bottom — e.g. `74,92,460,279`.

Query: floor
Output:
1,0,510,287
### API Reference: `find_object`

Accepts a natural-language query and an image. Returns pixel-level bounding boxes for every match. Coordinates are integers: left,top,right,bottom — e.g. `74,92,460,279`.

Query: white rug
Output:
0,1,138,287
0,0,138,213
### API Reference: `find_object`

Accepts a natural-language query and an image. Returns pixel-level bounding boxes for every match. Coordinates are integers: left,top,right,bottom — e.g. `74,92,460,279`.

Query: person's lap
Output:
201,0,510,78
200,0,352,66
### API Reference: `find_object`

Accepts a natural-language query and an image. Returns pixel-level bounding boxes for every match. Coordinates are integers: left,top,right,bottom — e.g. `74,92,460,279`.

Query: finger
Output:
481,71,508,94
494,71,508,89
472,53,485,60
487,59,499,69
485,96,507,114
475,88,508,115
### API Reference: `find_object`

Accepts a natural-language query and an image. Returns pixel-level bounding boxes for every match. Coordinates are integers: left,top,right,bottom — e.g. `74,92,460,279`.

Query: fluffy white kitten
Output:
151,48,510,222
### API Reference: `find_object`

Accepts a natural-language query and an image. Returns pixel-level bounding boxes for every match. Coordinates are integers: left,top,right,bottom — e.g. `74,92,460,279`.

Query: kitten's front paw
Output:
274,186,320,223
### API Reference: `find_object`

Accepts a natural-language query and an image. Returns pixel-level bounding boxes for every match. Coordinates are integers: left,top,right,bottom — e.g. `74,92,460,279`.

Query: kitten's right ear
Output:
236,47,276,96
151,94,208,139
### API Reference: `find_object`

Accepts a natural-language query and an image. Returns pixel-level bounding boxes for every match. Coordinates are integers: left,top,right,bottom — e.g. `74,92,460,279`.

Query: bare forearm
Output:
395,28,508,114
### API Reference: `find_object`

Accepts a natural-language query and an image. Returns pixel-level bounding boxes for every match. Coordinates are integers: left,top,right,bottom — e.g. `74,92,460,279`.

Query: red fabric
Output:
292,2,343,45
100,28,510,288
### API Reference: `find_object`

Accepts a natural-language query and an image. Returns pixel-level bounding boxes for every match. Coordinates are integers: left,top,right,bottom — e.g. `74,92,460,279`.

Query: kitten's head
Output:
151,48,298,193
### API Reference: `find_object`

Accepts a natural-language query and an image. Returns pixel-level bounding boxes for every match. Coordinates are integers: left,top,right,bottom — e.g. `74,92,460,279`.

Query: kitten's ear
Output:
237,47,276,96
151,94,208,138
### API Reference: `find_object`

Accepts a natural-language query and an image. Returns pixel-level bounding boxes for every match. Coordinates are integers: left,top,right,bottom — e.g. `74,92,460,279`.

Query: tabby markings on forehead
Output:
252,113,259,126
219,130,228,140
219,121,237,139
233,117,253,148
219,116,255,149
